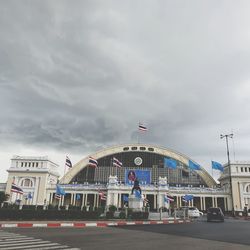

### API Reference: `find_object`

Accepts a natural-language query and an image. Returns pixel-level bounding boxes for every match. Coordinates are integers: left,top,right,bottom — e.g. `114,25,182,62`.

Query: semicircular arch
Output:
60,144,216,187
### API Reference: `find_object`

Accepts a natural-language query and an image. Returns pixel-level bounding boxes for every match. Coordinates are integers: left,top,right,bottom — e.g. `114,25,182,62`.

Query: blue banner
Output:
125,170,151,185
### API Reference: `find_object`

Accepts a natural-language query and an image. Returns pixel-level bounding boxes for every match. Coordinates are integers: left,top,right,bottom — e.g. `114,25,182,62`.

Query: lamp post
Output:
220,133,234,216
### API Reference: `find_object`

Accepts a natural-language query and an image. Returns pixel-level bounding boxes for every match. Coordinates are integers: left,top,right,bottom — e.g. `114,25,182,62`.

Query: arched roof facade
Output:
60,144,216,187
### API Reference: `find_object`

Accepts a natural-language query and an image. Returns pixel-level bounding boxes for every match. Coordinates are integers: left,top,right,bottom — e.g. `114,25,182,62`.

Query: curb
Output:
0,219,191,228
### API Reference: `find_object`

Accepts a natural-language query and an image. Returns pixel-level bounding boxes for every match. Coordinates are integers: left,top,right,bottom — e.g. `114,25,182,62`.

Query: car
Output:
187,207,202,218
207,207,224,222
174,207,201,218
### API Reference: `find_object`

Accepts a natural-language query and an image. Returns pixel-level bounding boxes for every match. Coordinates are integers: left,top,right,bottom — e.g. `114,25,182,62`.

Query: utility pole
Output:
220,133,234,216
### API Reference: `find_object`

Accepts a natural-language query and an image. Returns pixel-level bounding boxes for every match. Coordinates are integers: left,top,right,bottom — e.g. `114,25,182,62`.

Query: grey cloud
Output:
1,0,250,172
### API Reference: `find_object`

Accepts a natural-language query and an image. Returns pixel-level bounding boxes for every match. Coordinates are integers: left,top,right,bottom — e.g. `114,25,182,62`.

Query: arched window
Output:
246,184,250,193
21,178,33,187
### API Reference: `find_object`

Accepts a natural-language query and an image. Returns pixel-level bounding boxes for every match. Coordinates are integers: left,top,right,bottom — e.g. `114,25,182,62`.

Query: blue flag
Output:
134,190,141,199
183,194,194,202
188,160,201,170
123,195,129,202
164,196,169,203
212,161,223,172
164,158,177,169
56,185,66,196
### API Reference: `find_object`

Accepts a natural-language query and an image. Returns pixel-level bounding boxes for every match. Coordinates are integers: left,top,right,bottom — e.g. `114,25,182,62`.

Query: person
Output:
128,170,136,182
131,177,141,195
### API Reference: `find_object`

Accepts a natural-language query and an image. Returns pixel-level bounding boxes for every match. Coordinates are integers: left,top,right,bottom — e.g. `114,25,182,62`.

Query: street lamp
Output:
220,133,234,215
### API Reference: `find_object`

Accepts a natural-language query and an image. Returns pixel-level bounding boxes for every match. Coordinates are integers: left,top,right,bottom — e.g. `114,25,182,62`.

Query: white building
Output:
2,144,250,212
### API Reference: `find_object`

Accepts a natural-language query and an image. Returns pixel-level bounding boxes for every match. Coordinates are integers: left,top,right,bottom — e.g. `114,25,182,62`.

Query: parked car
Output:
174,207,201,218
207,207,224,222
187,207,202,218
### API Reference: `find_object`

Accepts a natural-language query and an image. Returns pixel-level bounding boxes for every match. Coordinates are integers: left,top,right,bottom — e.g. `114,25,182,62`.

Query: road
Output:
0,218,249,250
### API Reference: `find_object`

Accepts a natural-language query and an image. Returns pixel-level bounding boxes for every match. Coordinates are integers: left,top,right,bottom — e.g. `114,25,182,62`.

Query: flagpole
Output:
110,158,113,176
86,166,89,183
137,122,140,144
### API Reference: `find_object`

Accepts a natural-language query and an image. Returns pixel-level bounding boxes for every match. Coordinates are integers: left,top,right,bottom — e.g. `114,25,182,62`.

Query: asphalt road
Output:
1,218,250,250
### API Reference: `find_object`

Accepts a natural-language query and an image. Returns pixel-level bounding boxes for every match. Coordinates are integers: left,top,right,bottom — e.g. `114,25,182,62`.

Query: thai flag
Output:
55,193,61,200
164,194,174,203
65,156,72,168
89,157,98,168
138,123,147,131
98,191,107,200
11,183,24,195
113,157,122,168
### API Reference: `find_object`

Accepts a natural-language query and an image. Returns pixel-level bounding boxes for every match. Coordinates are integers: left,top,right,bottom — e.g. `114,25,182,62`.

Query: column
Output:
70,193,73,205
49,193,53,204
61,195,65,206
85,194,88,206
179,196,182,207
224,197,228,211
154,194,157,209
33,177,39,205
117,193,120,209
215,197,218,207
203,197,206,211
93,194,97,207
73,193,76,206
212,197,215,207
96,194,99,208
200,196,203,210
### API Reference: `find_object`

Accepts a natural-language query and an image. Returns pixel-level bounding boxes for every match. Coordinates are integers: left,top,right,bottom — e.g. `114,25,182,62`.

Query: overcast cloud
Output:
1,0,250,182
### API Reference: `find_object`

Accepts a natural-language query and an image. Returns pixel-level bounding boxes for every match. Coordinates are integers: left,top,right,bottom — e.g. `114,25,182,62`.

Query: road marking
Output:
0,231,80,249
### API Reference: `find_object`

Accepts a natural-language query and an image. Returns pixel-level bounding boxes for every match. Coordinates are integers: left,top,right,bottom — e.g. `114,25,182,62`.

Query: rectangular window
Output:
245,167,248,172
241,167,244,172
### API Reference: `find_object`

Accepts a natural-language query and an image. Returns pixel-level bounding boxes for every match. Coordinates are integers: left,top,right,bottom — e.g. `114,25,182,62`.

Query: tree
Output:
0,192,9,204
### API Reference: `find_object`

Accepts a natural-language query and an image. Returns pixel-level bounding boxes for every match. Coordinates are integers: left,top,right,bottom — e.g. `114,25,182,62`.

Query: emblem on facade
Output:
134,157,142,166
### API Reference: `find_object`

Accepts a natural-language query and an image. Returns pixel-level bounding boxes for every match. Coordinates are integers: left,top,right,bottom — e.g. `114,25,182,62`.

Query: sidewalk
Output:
0,218,191,228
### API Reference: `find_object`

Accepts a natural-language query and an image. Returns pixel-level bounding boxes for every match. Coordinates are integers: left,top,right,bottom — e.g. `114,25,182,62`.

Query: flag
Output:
56,185,66,196
76,194,81,200
113,157,122,168
164,194,174,203
123,195,129,202
134,189,141,199
55,193,61,200
143,195,149,204
89,157,98,168
65,156,72,168
28,192,32,199
98,191,107,200
188,160,201,170
138,123,147,131
182,194,194,202
164,158,177,169
212,161,223,172
11,183,23,195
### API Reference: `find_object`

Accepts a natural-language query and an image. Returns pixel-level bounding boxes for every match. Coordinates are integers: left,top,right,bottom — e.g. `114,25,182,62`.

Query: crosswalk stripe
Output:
33,246,71,249
3,242,61,249
0,231,78,250
0,239,42,245
0,237,35,242
0,235,28,239
0,240,52,247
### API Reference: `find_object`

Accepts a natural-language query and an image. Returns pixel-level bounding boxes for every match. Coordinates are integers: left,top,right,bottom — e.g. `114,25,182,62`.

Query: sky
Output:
1,0,250,183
